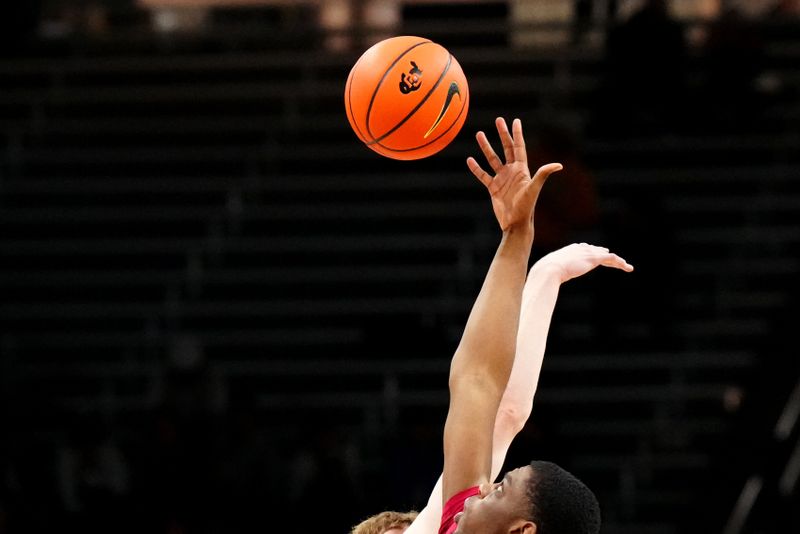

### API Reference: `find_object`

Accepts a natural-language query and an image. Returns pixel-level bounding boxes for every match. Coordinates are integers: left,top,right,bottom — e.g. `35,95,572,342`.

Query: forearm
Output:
443,224,534,500
449,225,534,392
490,264,561,477
489,242,634,472
501,265,561,427
417,263,555,522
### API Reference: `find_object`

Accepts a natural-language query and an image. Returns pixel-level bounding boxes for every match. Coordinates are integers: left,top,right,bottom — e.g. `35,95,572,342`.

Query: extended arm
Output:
442,225,534,501
441,117,560,504
490,243,633,477
407,259,558,534
405,244,632,533
405,260,556,534
489,262,560,472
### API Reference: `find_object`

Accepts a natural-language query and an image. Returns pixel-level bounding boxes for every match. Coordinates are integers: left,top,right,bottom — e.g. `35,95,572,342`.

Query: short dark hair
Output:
525,461,601,534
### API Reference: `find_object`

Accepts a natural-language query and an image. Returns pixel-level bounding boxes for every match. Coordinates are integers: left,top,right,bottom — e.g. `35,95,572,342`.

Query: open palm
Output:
467,117,562,232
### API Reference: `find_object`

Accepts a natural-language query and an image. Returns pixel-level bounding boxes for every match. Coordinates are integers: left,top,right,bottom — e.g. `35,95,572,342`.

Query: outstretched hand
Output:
467,117,562,232
532,243,634,284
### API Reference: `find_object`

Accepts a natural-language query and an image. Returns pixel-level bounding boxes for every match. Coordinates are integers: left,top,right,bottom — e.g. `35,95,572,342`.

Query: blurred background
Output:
1,0,799,533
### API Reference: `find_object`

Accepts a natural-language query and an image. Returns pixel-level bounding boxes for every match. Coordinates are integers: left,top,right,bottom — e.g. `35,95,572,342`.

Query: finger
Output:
466,157,493,189
532,162,563,184
600,253,635,272
476,131,504,173
526,162,563,198
577,242,608,250
511,118,527,164
495,117,515,164
582,244,610,254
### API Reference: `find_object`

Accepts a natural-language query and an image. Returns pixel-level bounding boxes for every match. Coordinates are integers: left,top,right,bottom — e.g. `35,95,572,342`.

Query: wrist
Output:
529,262,564,284
499,224,534,260
502,221,534,240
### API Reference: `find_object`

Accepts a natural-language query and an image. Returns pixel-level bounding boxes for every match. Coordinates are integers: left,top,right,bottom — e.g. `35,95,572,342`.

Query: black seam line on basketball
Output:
379,85,468,153
377,88,466,152
346,59,368,144
364,39,431,142
368,50,452,146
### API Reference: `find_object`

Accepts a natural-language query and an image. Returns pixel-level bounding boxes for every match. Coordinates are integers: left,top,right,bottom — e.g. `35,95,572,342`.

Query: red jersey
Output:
438,486,481,534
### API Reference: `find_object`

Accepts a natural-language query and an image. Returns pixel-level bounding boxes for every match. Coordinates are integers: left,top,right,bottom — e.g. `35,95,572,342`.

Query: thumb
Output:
527,162,563,198
532,162,563,185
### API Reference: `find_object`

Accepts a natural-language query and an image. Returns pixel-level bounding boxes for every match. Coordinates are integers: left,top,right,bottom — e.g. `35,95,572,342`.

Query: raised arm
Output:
404,254,563,534
402,244,632,534
441,117,561,504
490,243,634,476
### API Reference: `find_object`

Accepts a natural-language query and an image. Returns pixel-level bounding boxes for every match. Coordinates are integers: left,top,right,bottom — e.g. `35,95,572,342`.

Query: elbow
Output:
495,403,531,437
448,363,506,406
448,348,513,399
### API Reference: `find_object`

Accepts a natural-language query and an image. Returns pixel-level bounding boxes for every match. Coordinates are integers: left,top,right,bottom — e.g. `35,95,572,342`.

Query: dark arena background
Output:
1,1,800,533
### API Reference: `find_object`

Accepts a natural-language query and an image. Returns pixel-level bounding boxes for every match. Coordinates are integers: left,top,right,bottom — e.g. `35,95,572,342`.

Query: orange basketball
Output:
345,36,469,160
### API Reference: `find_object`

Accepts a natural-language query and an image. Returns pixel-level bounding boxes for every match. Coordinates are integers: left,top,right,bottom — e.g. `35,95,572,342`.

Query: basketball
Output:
345,36,469,160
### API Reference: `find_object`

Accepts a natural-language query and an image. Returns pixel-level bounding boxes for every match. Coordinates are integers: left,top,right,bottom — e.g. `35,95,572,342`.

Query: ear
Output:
509,520,536,534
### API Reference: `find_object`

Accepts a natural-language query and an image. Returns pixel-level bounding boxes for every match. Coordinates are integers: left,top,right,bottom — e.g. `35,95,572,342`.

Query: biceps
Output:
442,387,497,501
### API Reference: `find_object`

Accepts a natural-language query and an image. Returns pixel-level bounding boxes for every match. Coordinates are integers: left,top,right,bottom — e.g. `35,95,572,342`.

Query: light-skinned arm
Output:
490,243,633,477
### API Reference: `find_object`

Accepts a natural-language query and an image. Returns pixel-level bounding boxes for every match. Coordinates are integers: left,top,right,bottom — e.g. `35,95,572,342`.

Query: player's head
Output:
350,510,418,534
455,461,600,534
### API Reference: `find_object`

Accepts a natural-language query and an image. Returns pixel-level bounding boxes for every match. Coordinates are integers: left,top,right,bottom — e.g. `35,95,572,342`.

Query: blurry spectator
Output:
572,0,593,44
158,333,227,417
598,0,687,135
571,0,619,44
135,333,227,533
56,418,131,534
528,122,600,256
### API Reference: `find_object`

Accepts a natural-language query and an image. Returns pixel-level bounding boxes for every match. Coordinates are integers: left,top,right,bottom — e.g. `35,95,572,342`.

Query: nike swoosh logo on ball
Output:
424,82,461,139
